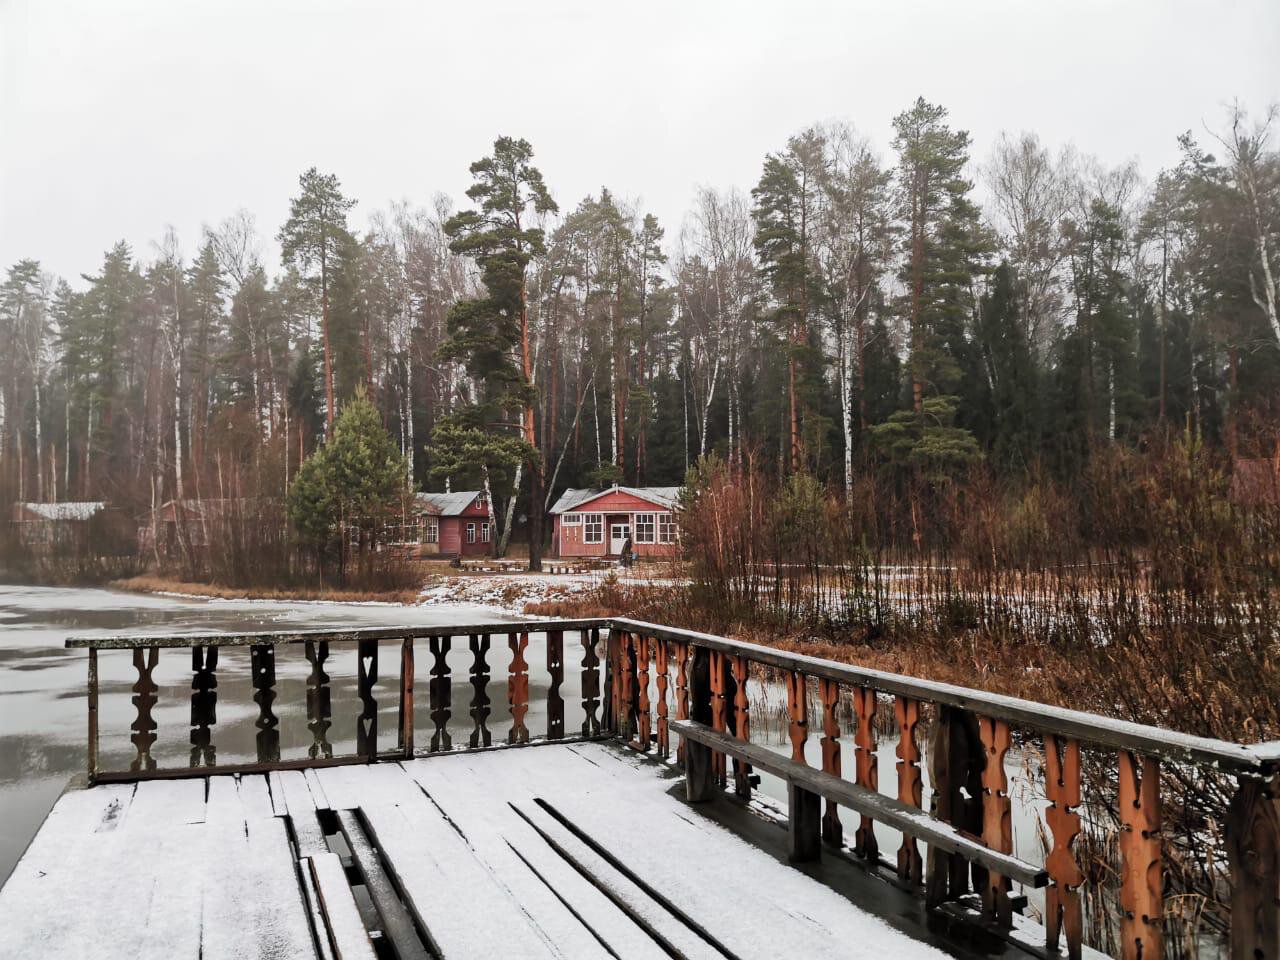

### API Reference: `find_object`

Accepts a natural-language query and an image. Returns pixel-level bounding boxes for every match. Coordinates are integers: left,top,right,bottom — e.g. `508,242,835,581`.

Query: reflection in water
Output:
0,583,524,883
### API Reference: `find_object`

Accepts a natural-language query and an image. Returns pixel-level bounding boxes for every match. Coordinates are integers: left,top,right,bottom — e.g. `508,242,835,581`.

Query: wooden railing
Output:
607,617,1280,960
68,618,612,781
68,614,1280,958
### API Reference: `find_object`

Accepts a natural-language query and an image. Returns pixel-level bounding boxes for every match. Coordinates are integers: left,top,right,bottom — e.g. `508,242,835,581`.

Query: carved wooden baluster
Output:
1118,751,1162,960
674,641,690,765
398,638,415,758
580,628,601,737
189,645,218,768
710,651,728,783
1045,736,1084,960
87,648,99,780
655,638,670,758
507,631,530,745
251,643,280,764
819,677,842,845
305,640,332,759
978,716,1013,927
895,696,923,886
785,670,808,765
468,634,491,748
731,655,751,798
428,636,452,752
356,639,378,760
1227,774,1280,960
634,635,651,752
130,647,159,772
852,687,879,862
547,629,564,741
617,631,635,740
609,630,627,733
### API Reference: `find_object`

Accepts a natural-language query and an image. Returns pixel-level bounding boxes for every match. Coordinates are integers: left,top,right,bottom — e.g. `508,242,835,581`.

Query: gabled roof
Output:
549,486,681,514
12,501,106,522
415,491,483,517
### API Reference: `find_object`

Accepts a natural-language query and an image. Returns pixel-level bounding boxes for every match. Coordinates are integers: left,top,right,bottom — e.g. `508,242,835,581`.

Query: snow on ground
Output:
418,565,687,616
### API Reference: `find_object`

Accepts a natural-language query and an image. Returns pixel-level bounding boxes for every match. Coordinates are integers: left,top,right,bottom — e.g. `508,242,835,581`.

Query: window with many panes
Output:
480,522,491,543
424,515,439,543
583,513,603,543
562,513,581,525
634,513,655,543
658,513,676,543
465,522,476,543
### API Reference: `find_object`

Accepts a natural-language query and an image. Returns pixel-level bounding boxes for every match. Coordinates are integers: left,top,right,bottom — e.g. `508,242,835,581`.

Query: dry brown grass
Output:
111,574,425,605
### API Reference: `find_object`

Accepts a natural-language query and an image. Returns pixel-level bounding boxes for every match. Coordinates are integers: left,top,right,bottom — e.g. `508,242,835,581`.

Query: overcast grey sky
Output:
2,0,1277,282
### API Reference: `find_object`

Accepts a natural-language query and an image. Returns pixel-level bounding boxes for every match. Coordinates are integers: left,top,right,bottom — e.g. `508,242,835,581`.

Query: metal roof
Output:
549,486,681,514
415,491,482,517
13,501,106,521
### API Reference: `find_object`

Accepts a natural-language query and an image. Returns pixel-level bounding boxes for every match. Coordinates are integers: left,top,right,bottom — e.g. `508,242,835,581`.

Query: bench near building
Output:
550,485,679,559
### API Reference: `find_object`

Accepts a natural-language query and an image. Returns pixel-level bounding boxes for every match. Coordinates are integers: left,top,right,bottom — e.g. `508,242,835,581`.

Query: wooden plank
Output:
67,618,609,649
357,799,562,959
275,769,330,856
306,853,377,960
336,810,434,960
670,719,1048,888
402,755,646,959
510,802,730,960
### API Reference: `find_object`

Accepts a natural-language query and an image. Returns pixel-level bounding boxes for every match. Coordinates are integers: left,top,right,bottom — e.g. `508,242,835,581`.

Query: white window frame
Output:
480,521,491,543
634,512,655,544
583,513,603,544
562,513,581,525
424,515,439,544
474,495,488,513
465,522,477,544
658,512,676,544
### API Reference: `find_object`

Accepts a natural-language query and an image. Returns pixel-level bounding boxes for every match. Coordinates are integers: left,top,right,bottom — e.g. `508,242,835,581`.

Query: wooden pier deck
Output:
6,615,1280,958
0,742,957,960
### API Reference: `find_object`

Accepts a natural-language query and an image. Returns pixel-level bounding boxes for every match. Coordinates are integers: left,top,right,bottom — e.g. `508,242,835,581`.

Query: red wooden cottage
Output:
414,491,493,558
549,486,680,559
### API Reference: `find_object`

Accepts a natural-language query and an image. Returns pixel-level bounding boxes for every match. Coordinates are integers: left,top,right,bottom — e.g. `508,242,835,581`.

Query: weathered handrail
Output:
66,618,609,648
612,618,1277,774
606,617,1280,960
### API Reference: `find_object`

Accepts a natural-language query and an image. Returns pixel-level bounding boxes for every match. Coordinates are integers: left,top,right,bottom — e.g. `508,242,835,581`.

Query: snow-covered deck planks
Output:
0,744,953,959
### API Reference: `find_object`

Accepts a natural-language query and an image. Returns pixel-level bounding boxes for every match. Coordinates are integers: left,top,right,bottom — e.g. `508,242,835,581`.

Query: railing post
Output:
1045,735,1084,960
1118,751,1162,960
252,643,280,764
580,628,601,738
731,655,751,798
398,638,414,759
129,647,159,772
852,687,879,863
190,645,218,768
1228,773,1280,960
979,716,1013,927
547,629,564,741
895,696,923,886
429,636,452,752
684,644,715,803
604,628,621,734
819,677,842,846
928,705,983,908
356,639,378,761
507,631,530,745
86,647,98,783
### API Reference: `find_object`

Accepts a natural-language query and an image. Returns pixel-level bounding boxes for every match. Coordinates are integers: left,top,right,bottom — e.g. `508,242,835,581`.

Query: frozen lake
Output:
0,583,521,883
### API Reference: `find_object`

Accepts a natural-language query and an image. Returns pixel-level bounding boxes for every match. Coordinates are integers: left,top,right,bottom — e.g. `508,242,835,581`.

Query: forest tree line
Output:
1,98,1278,563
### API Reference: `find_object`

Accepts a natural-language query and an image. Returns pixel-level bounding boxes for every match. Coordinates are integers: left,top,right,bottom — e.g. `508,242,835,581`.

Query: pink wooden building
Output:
414,491,494,558
549,486,680,559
